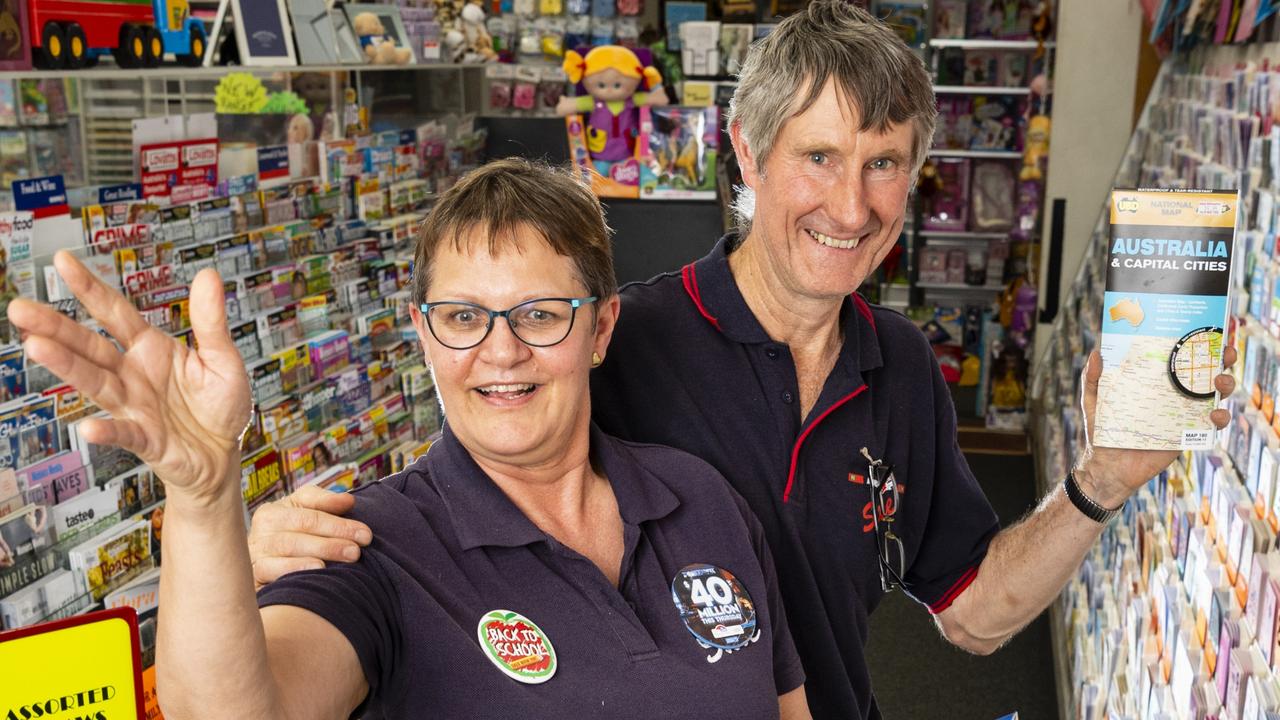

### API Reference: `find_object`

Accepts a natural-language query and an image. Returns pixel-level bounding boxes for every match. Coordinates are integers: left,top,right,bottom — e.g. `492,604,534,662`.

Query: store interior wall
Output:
1033,0,1143,365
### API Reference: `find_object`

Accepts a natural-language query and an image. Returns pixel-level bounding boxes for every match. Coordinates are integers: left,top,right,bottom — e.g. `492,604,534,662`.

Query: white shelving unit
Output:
919,230,1011,240
928,38,1055,50
934,85,1032,95
915,281,1005,292
928,148,1024,159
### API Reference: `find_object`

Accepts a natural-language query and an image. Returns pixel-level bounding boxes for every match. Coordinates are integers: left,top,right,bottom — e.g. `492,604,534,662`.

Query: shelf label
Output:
12,175,68,219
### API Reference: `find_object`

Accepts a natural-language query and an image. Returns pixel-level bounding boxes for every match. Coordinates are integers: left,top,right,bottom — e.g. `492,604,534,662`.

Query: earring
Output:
591,352,603,368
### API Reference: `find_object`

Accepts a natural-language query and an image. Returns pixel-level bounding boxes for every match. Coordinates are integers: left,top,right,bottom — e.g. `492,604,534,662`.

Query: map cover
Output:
1095,188,1238,450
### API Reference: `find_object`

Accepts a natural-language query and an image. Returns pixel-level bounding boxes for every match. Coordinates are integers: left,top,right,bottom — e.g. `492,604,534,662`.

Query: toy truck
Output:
28,0,207,69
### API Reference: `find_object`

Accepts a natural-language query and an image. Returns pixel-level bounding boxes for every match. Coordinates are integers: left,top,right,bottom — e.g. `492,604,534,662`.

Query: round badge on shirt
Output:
670,564,758,652
477,609,557,684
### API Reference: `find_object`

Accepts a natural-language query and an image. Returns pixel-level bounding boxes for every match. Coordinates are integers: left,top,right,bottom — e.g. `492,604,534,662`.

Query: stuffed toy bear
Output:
353,12,412,64
460,2,497,61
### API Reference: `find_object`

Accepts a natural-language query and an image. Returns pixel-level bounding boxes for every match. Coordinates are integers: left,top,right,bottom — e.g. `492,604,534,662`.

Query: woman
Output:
8,159,809,719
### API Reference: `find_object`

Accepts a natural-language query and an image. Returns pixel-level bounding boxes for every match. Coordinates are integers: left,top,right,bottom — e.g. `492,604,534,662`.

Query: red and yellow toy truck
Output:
27,0,206,69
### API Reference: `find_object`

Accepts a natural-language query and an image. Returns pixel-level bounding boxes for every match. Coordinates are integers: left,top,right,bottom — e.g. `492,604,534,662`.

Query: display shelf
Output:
928,39,1055,50
916,281,1005,292
919,230,1009,240
933,85,1032,95
0,62,483,82
928,148,1024,159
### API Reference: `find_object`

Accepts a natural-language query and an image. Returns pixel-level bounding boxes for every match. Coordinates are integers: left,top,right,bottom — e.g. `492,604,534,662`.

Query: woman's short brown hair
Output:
411,158,617,304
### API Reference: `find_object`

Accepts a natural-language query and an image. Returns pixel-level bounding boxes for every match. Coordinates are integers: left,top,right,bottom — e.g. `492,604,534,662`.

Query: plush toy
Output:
555,45,668,162
1020,114,1050,181
353,12,412,64
460,2,498,61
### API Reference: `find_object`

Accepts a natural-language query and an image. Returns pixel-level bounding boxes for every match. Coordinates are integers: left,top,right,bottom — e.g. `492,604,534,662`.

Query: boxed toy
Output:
566,113,642,199
945,249,967,284
922,158,970,231
919,246,949,284
968,95,1025,151
879,1,927,47
719,24,753,75
933,0,967,38
970,160,1016,232
964,51,999,86
640,107,719,200
678,21,721,75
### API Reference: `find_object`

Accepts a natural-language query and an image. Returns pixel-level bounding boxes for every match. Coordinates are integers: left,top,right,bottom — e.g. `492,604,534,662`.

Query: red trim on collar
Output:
782,383,868,503
927,565,980,614
852,293,876,330
681,263,722,332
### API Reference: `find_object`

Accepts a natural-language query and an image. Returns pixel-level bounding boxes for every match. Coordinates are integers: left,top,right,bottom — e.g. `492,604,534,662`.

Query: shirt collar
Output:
427,422,681,551
684,233,884,376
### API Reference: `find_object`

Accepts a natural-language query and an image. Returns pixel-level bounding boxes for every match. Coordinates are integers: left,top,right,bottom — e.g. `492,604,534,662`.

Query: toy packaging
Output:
970,160,1016,231
877,1,927,47
679,21,721,76
557,45,669,198
936,48,966,85
639,107,719,200
566,113,641,198
919,246,948,284
968,95,1026,151
968,0,1035,39
719,24,752,76
664,2,707,51
922,158,970,231
964,51,999,86
933,97,973,150
933,0,967,38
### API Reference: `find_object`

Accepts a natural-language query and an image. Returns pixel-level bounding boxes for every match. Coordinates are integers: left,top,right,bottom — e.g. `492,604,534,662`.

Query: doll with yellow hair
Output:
555,45,669,162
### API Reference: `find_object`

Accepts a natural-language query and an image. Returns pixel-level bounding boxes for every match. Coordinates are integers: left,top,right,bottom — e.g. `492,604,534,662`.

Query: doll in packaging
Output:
556,45,668,162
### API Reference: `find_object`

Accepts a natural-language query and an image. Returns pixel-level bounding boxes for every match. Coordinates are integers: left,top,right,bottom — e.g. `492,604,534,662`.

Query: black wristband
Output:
1063,470,1121,524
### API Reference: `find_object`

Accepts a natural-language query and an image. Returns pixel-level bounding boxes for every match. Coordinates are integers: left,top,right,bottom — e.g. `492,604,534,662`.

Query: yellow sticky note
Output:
0,608,143,719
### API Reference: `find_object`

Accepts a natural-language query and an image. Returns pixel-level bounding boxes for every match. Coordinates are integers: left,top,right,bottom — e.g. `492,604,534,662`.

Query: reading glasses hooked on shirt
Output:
419,296,599,350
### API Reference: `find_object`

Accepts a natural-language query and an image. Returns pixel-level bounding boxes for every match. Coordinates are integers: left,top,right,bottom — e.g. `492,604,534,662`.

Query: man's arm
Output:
934,349,1235,654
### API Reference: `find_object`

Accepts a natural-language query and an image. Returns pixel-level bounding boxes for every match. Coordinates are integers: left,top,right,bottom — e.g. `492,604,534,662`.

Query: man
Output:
246,2,1234,717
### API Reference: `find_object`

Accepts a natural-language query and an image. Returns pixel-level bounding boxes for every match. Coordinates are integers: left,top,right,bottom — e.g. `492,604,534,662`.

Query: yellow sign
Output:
680,82,716,107
0,608,143,720
1110,189,1238,228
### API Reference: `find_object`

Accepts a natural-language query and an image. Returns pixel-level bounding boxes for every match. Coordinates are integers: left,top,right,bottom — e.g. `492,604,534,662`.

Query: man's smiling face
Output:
737,77,915,302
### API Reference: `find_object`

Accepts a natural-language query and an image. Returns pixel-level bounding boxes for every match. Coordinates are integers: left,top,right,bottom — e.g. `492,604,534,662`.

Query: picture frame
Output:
0,0,32,71
287,0,341,66
330,5,366,65
347,4,418,65
232,0,298,67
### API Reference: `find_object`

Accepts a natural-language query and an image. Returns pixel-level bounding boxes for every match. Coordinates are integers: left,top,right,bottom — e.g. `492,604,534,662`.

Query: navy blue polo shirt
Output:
591,236,1002,720
257,422,805,718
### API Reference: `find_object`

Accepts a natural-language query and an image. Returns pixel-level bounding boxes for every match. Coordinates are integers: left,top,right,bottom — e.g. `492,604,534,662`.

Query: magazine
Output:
1094,189,1238,450
65,517,152,600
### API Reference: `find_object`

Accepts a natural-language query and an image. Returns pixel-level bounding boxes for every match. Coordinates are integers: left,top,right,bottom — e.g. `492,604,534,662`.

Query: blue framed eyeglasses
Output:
418,296,598,350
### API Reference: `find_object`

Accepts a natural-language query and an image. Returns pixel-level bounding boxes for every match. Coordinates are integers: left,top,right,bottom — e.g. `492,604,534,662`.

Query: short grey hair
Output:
728,0,937,230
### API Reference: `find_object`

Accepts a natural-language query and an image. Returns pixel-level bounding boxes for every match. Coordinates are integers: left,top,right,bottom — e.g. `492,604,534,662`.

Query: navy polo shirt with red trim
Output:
257,422,805,718
591,236,1001,720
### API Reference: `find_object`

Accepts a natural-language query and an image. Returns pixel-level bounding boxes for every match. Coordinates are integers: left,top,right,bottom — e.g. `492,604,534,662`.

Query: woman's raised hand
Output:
7,251,253,502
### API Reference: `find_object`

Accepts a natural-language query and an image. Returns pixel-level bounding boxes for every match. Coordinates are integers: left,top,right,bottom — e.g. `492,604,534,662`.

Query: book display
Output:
1030,43,1280,719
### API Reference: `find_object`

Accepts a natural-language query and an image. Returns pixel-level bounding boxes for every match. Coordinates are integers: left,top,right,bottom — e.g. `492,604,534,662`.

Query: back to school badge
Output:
671,563,760,663
477,610,557,684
